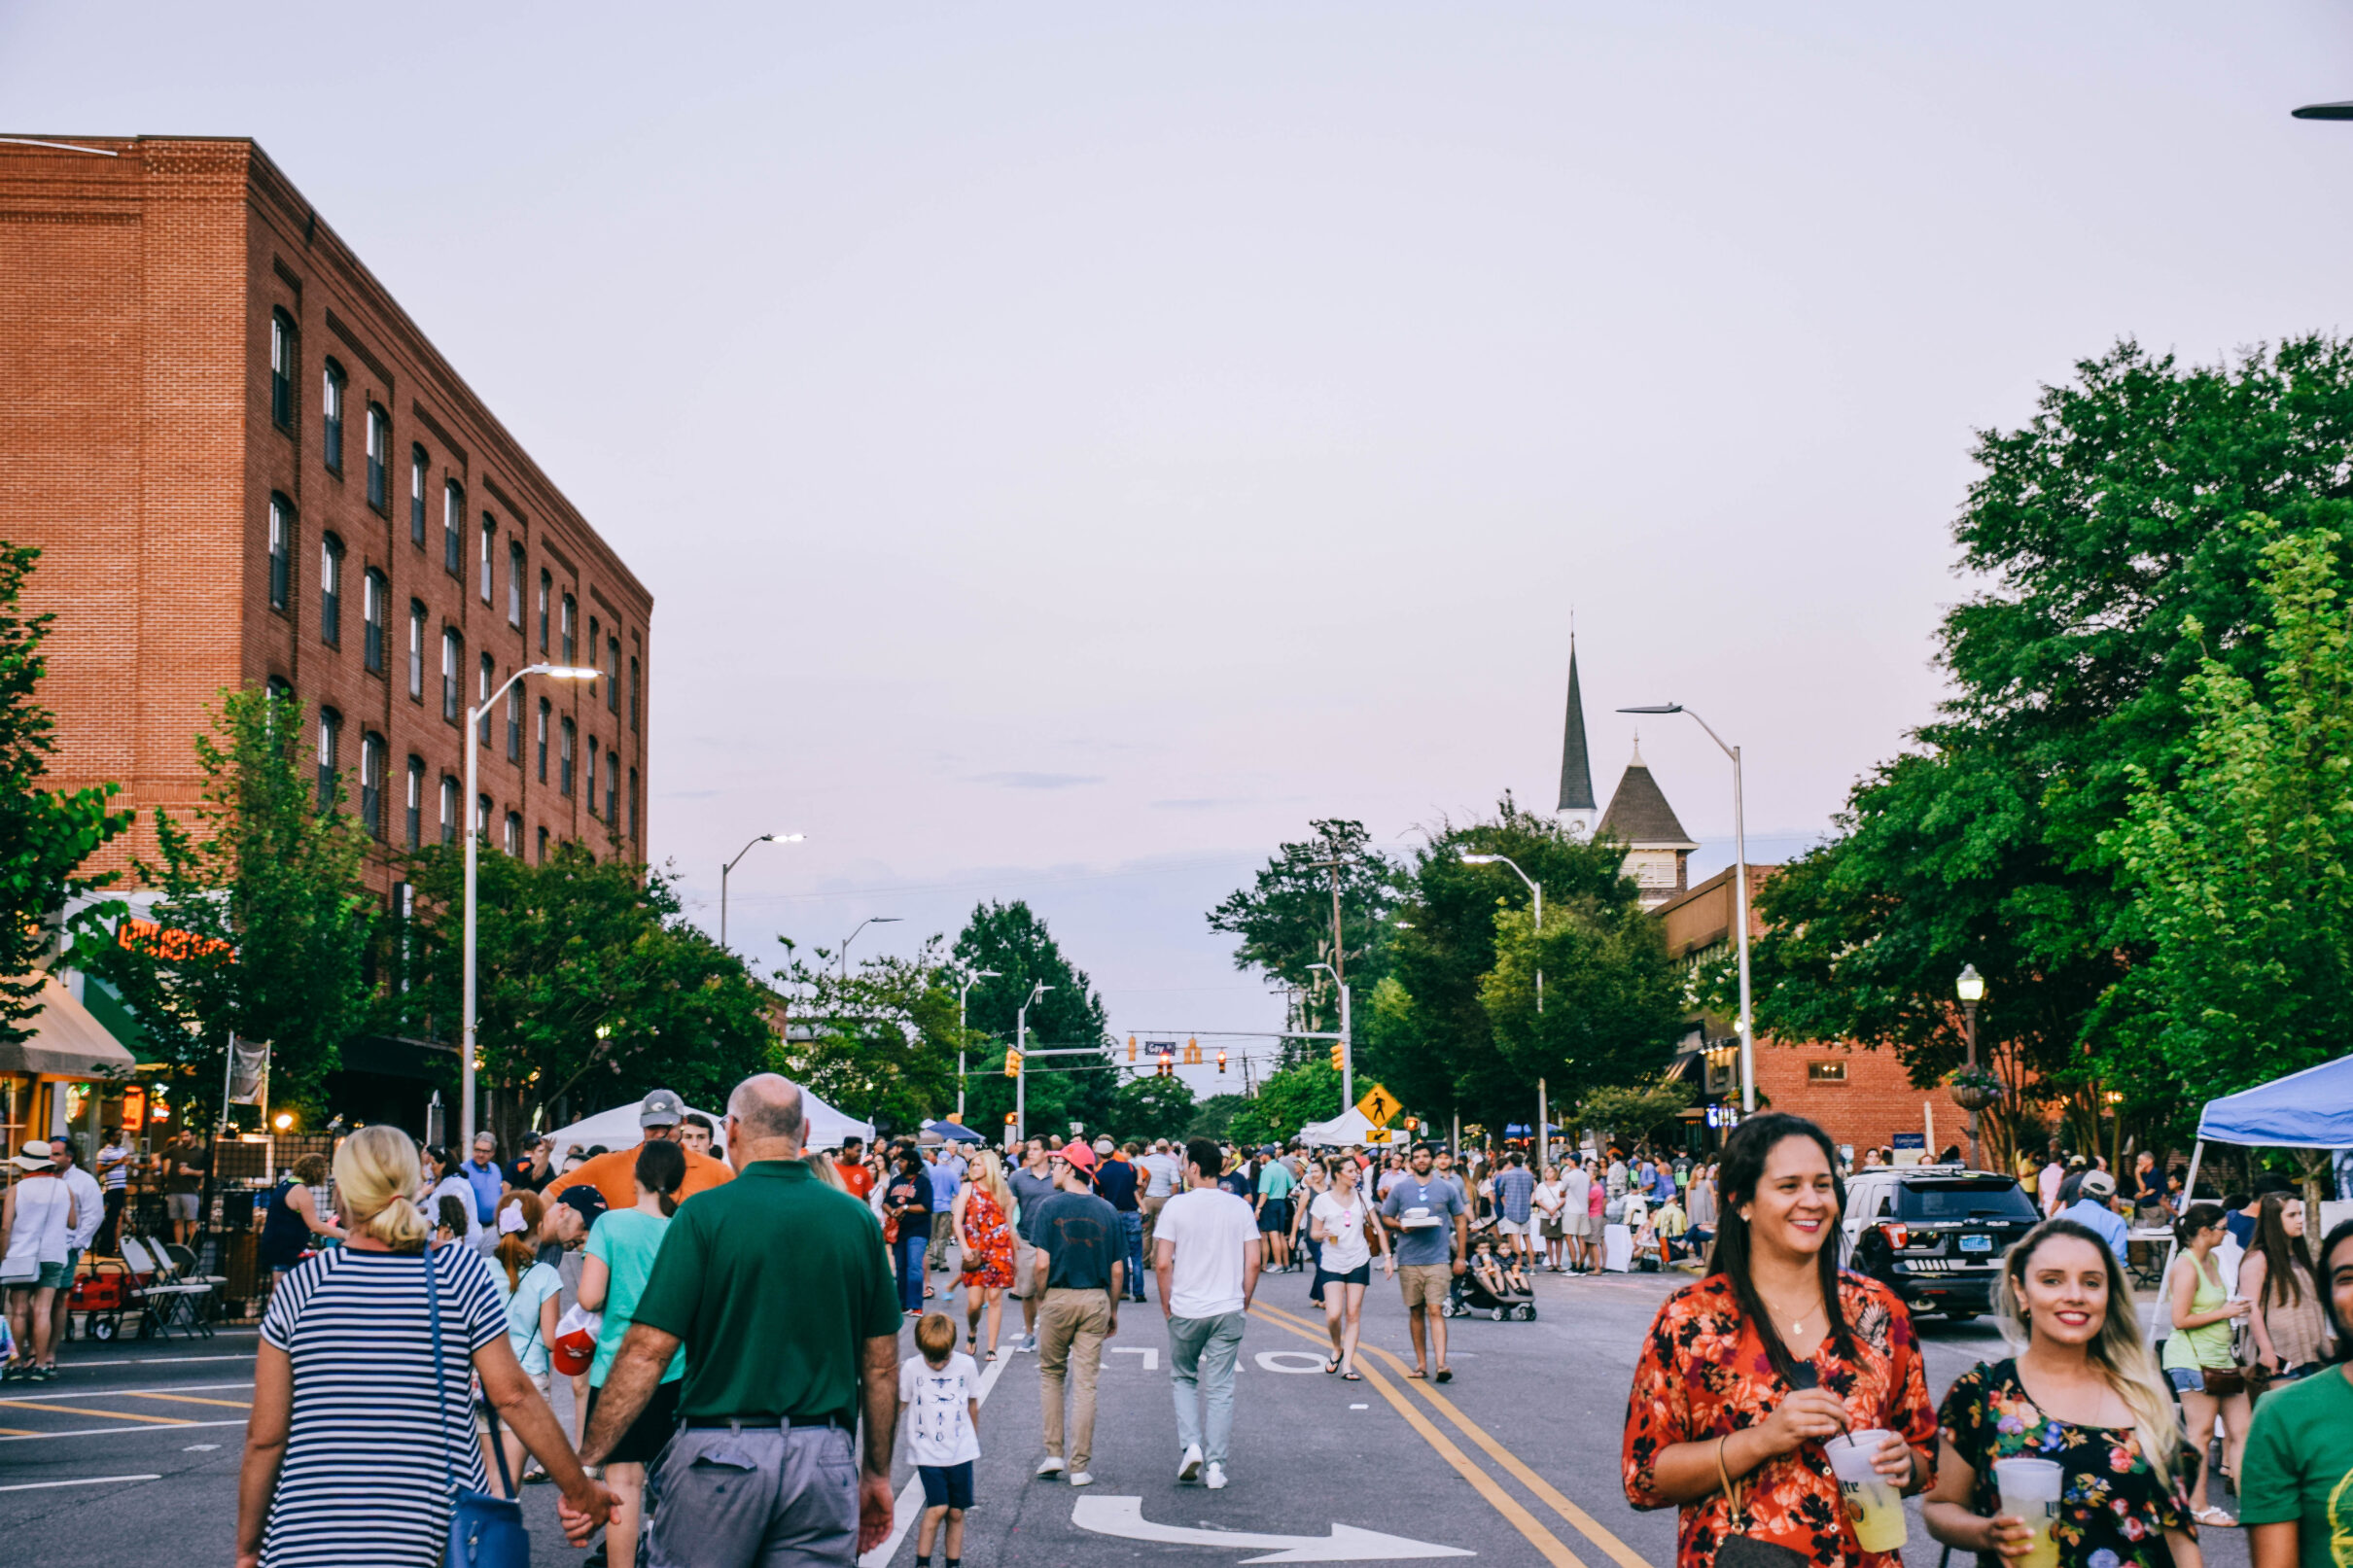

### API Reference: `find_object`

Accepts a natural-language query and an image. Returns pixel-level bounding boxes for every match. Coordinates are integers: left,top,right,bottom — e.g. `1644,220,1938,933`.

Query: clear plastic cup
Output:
1993,1456,2062,1568
1825,1429,1909,1553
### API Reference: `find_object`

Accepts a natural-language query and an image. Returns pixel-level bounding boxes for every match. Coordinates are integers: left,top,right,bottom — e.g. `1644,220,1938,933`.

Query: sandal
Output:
2194,1508,2237,1529
1341,1370,1363,1381
1433,1366,1454,1384
1324,1356,1341,1375
1405,1368,1427,1380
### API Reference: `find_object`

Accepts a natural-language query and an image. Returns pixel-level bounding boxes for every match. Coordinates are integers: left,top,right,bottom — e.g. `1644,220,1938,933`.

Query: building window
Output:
588,616,600,697
559,717,576,796
407,601,426,698
506,682,523,762
604,750,618,827
504,811,523,857
508,543,525,627
537,572,551,652
627,767,639,840
270,310,298,429
362,569,387,673
536,698,549,782
477,794,492,840
318,534,343,646
628,655,641,732
586,736,600,817
443,481,464,577
1807,1061,1848,1084
404,755,424,849
560,594,576,663
478,517,495,605
315,707,341,808
536,825,549,864
360,732,386,839
366,404,389,509
439,775,459,844
441,629,461,722
322,361,345,473
606,635,620,714
267,494,294,610
478,652,495,746
410,446,428,545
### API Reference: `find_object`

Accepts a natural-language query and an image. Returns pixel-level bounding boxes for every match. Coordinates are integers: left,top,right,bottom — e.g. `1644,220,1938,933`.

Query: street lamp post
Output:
1621,703,1755,1115
1014,982,1052,1143
1308,961,1353,1115
720,831,804,950
464,661,600,1149
1956,963,1986,1171
955,967,1001,1120
1461,852,1546,1160
838,915,901,980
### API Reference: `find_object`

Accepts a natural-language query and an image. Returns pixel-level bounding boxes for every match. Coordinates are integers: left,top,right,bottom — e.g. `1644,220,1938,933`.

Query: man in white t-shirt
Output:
1137,1139,1181,1261
1153,1135,1261,1493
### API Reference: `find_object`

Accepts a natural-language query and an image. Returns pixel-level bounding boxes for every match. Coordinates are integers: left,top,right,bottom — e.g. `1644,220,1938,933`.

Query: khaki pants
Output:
1036,1287,1110,1471
1141,1192,1170,1258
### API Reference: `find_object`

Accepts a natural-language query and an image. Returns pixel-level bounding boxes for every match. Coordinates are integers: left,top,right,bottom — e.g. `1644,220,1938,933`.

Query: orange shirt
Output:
835,1161,874,1201
544,1142,735,1212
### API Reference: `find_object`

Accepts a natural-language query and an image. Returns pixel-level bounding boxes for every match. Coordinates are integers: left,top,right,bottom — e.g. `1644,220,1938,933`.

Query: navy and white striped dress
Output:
259,1241,506,1566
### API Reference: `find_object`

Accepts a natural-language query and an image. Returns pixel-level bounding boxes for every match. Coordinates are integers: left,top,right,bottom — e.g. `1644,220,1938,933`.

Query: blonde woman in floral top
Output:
1925,1217,2198,1568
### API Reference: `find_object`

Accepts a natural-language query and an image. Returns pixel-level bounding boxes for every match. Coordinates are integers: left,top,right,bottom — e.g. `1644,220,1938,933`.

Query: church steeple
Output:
1559,639,1597,829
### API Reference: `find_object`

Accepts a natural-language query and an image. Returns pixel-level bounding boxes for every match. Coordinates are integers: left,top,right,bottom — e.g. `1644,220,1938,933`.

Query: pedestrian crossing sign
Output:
1356,1084,1401,1127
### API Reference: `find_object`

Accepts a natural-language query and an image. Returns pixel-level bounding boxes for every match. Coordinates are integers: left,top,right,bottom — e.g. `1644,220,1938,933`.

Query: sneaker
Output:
1177,1444,1203,1482
1036,1456,1066,1479
1068,1471,1094,1487
31,1365,56,1382
1206,1462,1228,1490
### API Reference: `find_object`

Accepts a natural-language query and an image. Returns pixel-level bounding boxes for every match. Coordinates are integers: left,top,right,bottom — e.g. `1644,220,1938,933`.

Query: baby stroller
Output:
1442,1255,1538,1322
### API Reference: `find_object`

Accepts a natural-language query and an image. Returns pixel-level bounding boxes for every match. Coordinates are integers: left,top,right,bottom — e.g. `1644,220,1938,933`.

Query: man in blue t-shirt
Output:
926,1147,965,1276
1493,1151,1537,1269
1380,1145,1469,1383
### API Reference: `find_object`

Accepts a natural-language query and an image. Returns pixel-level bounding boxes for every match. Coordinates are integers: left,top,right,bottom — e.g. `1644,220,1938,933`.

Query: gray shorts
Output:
166,1193,200,1223
647,1423,856,1568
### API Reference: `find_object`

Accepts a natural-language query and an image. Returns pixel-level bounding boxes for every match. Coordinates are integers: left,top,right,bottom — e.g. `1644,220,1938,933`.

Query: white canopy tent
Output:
544,1089,874,1163
1297,1106,1397,1147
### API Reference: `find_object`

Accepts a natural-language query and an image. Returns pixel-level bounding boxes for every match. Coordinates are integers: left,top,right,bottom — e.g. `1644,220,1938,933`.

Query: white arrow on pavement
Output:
1110,1344,1160,1371
1072,1495,1476,1562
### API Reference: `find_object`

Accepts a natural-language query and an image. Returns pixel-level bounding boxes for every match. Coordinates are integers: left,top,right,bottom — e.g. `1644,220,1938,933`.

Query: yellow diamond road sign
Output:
1356,1084,1401,1127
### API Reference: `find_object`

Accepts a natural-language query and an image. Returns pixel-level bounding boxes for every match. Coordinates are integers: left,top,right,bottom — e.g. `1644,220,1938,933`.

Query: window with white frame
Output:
322,361,346,472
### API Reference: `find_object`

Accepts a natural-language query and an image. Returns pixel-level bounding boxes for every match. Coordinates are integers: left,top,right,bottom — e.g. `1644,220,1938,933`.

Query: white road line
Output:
3,1381,253,1402
0,1474,162,1493
0,1418,246,1443
859,1351,1012,1568
1109,1345,1160,1372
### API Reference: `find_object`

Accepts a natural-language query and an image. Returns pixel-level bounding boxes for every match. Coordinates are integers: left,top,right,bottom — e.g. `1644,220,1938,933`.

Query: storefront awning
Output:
0,975,141,1080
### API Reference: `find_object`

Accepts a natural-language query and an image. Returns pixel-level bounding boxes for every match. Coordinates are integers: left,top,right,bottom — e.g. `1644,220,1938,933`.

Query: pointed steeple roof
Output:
1558,641,1596,815
1598,737,1699,850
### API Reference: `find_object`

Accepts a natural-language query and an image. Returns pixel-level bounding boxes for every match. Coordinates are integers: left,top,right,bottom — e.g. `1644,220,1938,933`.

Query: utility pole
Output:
955,967,1001,1121
1014,982,1051,1144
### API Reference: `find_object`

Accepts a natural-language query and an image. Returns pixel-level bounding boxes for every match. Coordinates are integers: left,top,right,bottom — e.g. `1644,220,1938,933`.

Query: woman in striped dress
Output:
233,1126,612,1568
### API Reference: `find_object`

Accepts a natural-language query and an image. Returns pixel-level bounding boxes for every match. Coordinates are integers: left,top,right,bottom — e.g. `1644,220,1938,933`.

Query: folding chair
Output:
121,1237,214,1340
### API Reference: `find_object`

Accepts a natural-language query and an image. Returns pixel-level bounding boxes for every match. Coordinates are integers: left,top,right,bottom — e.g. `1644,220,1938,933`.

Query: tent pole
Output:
2150,1137,2204,1345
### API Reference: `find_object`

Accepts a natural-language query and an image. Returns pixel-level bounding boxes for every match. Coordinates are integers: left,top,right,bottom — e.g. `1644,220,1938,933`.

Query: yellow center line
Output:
1253,1300,1656,1568
0,1400,190,1425
0,1428,33,1438
1247,1306,1587,1568
123,1392,251,1411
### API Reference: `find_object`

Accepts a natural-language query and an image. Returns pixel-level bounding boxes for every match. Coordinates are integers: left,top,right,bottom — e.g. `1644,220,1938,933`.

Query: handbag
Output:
1713,1435,1812,1568
425,1250,530,1568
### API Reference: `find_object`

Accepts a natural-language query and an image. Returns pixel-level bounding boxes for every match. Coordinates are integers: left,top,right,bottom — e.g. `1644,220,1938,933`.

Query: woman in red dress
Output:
954,1148,1018,1361
1622,1112,1938,1568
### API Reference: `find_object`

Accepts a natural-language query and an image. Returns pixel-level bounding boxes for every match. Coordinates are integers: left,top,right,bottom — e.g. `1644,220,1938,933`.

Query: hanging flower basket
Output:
1948,1068,2004,1114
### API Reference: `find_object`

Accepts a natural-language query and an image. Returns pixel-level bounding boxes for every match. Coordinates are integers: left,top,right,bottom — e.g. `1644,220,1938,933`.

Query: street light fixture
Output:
1308,960,1355,1115
1619,702,1756,1116
839,915,901,979
954,967,1001,1120
1956,963,1986,1170
720,832,805,950
2293,101,2353,119
1459,850,1552,1159
1013,981,1052,1143
464,662,600,1149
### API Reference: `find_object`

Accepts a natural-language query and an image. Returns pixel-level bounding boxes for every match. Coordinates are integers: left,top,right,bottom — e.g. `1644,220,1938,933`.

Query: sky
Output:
9,3,2353,1093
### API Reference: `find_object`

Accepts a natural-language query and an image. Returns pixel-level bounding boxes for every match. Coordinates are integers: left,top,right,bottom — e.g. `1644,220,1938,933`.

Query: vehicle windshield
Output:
1895,1180,2037,1221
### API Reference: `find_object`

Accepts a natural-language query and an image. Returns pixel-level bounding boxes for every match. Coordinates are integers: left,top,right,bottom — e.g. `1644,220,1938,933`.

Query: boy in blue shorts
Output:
898,1311,982,1568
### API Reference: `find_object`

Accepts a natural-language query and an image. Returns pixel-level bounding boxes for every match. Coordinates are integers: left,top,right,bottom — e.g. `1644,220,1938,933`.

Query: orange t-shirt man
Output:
834,1138,875,1202
543,1089,735,1211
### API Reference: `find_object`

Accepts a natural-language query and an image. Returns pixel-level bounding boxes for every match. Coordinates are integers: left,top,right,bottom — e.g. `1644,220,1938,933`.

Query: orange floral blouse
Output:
1622,1272,1939,1568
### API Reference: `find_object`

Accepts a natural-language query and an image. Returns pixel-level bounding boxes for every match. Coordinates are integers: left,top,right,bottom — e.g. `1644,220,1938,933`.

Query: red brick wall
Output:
1756,1037,1950,1161
2,136,651,897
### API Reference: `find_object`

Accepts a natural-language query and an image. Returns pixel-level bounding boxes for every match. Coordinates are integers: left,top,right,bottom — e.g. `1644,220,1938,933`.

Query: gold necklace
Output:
1759,1288,1827,1342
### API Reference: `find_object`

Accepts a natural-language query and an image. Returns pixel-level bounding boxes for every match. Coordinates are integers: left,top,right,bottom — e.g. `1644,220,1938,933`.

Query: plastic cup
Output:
1826,1429,1909,1553
1993,1457,2062,1568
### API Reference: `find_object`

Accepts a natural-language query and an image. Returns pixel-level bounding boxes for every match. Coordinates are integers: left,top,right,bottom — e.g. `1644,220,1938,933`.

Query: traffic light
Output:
1127,1034,1138,1063
1216,1048,1227,1074
1003,1050,1021,1078
1330,1041,1346,1070
1158,1046,1175,1079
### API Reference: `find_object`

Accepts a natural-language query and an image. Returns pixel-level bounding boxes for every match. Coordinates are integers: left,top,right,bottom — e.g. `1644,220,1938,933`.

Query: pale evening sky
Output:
9,3,2352,1085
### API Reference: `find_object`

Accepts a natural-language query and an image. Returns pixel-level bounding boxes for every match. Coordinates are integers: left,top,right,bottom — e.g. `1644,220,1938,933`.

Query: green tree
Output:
1104,1071,1197,1145
2109,524,2353,1098
1574,1079,1695,1150
771,936,961,1133
1228,1059,1344,1148
1,542,132,1041
1743,337,2353,1158
392,841,773,1145
1480,889,1685,1105
1186,1093,1248,1142
1208,819,1402,1045
949,899,1118,1137
85,685,372,1122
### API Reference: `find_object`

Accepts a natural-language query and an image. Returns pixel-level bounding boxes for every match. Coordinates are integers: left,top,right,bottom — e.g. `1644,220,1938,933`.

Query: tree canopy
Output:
1207,819,1402,1043
948,899,1119,1138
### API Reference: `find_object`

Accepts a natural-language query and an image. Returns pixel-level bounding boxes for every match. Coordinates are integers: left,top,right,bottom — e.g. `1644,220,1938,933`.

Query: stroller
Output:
1441,1245,1539,1322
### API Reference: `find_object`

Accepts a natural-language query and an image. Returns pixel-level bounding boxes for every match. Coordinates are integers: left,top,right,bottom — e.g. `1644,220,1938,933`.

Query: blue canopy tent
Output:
924,1118,985,1144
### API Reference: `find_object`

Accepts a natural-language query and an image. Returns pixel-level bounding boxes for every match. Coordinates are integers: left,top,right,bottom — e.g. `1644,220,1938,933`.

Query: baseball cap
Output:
2080,1170,2116,1200
1093,1136,1114,1156
639,1089,685,1128
1055,1141,1099,1173
554,1184,610,1225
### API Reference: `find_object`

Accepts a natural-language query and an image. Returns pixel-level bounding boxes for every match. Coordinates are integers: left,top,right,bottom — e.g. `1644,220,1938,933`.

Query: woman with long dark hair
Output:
2236,1194,2333,1389
1924,1217,2197,1568
2241,1217,2353,1568
1622,1112,1936,1568
2161,1202,2251,1526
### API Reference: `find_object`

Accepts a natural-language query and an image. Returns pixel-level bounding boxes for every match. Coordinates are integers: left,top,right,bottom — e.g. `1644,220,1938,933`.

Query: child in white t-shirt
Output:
897,1312,982,1568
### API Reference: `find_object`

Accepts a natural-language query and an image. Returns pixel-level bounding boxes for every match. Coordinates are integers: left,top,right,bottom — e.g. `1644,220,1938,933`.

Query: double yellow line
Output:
1247,1301,1654,1568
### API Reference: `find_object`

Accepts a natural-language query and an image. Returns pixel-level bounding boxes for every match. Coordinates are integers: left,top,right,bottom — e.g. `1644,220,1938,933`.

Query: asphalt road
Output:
0,1266,2257,1568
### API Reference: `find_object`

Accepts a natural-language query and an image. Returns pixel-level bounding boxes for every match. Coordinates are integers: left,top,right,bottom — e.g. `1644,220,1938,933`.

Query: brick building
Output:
1656,865,1945,1159
0,133,651,890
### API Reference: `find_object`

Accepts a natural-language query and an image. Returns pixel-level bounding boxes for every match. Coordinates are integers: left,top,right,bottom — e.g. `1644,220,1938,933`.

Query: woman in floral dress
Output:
1924,1216,2198,1568
954,1149,1017,1361
1622,1112,1937,1568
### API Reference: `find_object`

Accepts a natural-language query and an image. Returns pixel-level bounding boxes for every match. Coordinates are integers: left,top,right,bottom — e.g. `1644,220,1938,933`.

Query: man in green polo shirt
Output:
570,1073,901,1566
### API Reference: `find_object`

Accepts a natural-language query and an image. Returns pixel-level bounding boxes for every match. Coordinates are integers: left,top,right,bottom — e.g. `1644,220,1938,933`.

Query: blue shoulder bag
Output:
426,1249,531,1568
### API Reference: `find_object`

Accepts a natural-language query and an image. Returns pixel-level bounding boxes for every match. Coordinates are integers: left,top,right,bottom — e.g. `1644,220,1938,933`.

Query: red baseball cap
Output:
1054,1142,1098,1173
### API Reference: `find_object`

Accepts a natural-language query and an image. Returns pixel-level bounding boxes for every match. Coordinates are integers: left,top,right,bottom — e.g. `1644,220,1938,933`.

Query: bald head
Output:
727,1073,807,1158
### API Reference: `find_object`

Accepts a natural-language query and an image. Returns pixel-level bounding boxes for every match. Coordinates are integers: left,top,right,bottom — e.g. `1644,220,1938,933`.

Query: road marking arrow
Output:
1072,1495,1475,1562
1110,1345,1160,1371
